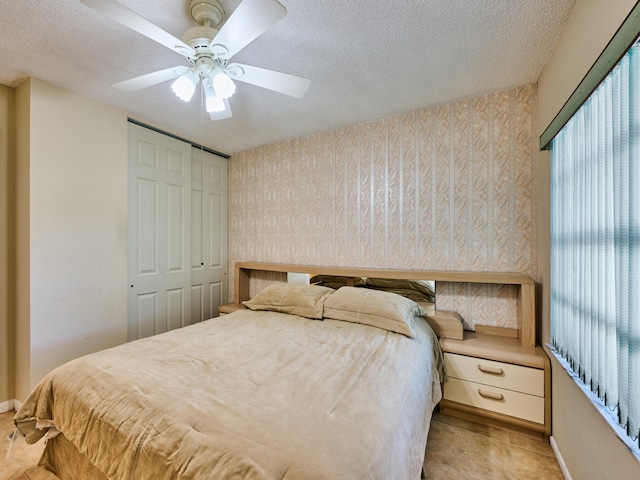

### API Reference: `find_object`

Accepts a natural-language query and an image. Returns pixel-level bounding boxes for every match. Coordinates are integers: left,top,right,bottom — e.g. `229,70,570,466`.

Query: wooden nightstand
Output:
439,331,551,439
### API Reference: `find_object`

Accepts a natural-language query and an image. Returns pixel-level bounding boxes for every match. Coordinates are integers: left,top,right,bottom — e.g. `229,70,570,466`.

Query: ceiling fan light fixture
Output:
204,84,225,113
85,0,309,122
206,94,225,113
212,70,235,99
171,71,199,102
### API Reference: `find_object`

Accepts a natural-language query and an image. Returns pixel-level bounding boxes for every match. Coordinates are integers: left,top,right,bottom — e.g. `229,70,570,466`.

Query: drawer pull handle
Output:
477,364,504,376
478,389,504,401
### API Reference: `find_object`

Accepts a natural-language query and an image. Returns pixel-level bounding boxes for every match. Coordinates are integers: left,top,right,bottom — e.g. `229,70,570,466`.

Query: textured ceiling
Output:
0,0,575,154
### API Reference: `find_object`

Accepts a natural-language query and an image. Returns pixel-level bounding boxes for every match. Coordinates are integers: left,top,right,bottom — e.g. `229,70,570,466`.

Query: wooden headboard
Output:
233,262,536,347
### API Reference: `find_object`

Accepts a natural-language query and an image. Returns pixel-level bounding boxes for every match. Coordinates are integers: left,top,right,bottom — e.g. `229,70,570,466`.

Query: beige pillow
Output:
323,286,427,338
242,283,334,319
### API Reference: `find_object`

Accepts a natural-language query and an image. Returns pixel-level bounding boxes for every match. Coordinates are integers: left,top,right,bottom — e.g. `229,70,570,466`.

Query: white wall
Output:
15,78,129,400
537,0,640,478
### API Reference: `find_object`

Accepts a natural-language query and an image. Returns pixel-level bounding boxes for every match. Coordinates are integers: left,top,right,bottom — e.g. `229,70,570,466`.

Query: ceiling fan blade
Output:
80,0,195,57
210,99,233,121
230,63,310,98
112,66,188,92
211,0,286,58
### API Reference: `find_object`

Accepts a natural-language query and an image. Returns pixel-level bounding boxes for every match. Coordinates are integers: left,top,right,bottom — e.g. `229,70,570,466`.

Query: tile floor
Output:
424,411,565,479
0,410,55,480
1,409,564,479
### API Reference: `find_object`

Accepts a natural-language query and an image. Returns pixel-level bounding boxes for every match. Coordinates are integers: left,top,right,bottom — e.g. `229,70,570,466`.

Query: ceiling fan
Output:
80,0,311,120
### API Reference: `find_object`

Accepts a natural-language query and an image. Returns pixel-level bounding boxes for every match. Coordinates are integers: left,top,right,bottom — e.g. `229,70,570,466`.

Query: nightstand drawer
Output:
444,377,545,424
444,352,544,397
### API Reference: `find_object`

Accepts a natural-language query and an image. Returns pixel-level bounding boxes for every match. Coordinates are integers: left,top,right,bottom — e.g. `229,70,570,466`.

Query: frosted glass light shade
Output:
212,71,235,99
171,71,198,102
206,93,225,113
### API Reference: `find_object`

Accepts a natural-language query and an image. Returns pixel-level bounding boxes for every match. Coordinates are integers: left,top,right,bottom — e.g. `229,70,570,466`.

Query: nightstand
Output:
439,331,551,439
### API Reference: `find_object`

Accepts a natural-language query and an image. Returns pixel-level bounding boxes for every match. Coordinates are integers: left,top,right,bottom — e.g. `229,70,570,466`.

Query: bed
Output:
14,276,446,480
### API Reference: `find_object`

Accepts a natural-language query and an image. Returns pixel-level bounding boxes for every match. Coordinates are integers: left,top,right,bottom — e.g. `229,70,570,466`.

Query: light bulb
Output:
212,71,235,99
171,71,198,102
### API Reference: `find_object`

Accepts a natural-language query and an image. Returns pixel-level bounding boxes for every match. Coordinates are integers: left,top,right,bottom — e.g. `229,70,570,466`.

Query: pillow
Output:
242,283,334,319
322,286,427,338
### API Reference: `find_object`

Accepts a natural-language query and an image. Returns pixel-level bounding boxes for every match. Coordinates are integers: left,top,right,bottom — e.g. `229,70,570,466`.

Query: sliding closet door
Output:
190,148,228,323
128,124,192,340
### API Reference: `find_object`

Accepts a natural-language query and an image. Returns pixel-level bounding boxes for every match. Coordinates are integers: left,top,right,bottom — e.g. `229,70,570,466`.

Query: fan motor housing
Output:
183,25,218,49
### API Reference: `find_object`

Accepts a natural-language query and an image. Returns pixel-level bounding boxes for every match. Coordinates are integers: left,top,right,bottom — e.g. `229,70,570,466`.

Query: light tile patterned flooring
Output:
0,410,55,480
424,411,565,479
1,409,564,479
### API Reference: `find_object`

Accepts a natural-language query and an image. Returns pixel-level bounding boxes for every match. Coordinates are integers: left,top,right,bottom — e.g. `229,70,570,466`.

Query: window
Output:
550,40,640,450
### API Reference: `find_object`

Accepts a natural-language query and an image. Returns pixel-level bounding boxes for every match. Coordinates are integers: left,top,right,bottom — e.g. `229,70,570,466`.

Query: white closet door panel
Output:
137,178,157,274
191,189,204,269
128,123,191,340
137,292,158,339
137,140,157,168
191,284,204,322
209,192,223,267
208,161,223,187
166,149,185,175
166,183,185,272
191,148,227,323
167,287,185,331
209,281,222,319
129,125,227,337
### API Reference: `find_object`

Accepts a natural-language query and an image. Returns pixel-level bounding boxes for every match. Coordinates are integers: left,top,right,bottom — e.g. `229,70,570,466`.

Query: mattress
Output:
14,308,444,479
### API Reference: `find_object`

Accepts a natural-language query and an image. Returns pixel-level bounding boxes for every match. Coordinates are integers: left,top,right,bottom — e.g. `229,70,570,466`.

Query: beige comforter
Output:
15,310,444,480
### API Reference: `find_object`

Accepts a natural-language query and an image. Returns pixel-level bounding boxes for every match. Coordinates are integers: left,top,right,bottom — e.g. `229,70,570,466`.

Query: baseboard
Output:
550,435,572,480
0,399,15,413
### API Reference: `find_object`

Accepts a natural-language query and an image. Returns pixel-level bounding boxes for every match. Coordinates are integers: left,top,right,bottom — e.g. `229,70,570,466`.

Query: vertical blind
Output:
551,41,640,447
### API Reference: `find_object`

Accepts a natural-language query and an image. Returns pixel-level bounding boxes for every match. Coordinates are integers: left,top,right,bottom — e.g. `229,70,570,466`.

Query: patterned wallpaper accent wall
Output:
228,84,538,330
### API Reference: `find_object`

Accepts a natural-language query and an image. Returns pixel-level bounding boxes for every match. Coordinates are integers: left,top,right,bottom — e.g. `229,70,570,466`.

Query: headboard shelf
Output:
234,262,537,348
235,262,534,285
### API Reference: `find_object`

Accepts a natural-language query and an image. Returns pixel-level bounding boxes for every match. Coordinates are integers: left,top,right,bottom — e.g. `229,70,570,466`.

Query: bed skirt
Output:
40,434,109,480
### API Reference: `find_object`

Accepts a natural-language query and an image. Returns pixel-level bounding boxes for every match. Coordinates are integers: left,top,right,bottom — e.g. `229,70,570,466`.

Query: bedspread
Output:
15,309,444,480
